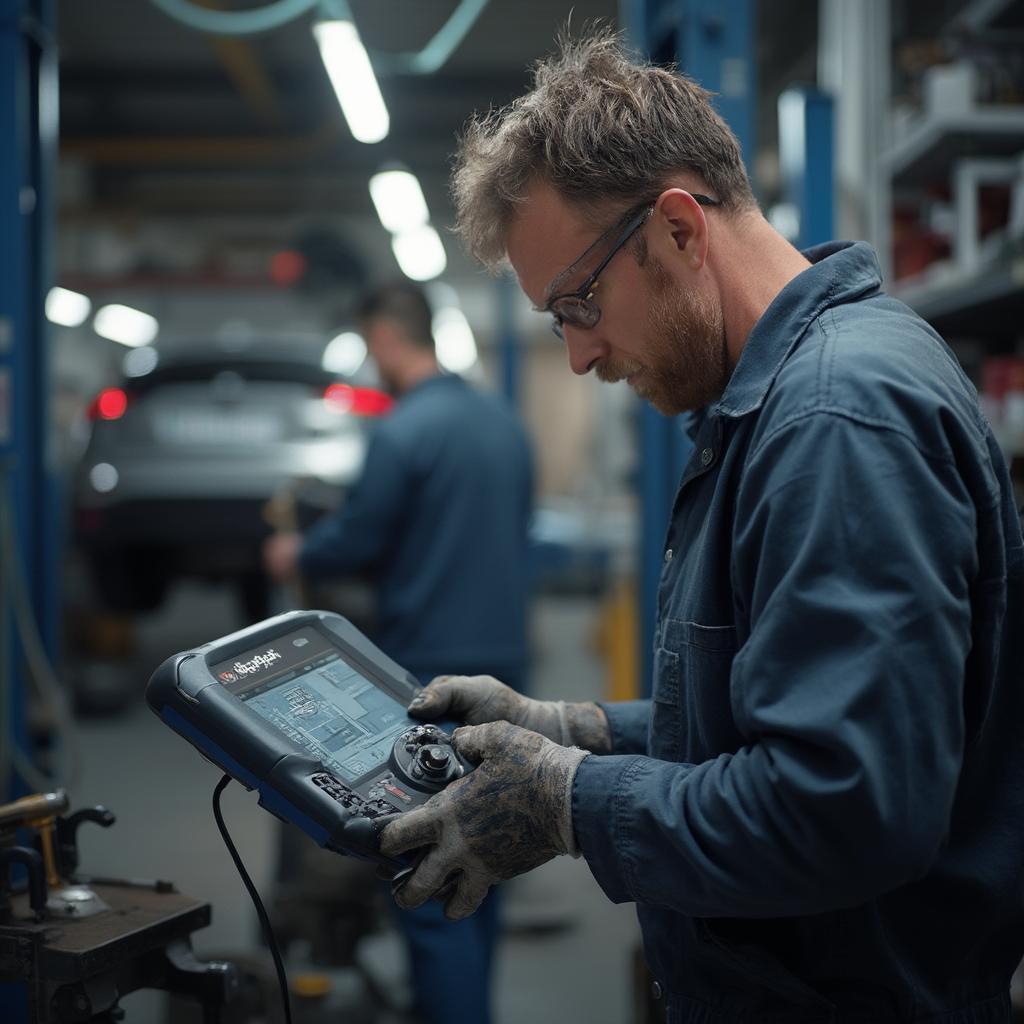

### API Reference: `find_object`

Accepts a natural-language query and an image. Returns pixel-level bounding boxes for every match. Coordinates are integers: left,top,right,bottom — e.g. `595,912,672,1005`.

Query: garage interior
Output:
2,0,1023,1022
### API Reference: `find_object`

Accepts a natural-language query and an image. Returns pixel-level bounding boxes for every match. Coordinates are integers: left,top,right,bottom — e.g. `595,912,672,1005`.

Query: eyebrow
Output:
538,215,631,308
535,194,719,311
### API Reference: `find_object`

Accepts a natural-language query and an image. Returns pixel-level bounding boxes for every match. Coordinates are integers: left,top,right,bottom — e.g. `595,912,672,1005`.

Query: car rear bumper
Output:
75,495,332,552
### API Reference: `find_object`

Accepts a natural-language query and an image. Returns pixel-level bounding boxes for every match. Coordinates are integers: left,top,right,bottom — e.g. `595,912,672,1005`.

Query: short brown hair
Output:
452,28,758,271
357,281,435,352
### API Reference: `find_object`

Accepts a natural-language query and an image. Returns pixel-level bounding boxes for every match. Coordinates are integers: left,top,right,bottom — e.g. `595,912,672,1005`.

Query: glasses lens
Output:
551,296,599,333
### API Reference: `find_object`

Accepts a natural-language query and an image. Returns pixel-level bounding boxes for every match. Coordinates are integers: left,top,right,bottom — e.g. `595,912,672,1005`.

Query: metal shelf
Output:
881,107,1024,188
891,256,1024,338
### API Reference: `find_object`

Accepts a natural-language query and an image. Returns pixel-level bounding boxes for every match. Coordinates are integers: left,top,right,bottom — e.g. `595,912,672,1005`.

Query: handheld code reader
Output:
145,609,472,872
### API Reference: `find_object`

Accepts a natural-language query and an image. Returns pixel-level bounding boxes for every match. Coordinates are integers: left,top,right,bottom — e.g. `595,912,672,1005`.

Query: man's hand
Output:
262,531,302,584
409,675,612,753
379,721,589,920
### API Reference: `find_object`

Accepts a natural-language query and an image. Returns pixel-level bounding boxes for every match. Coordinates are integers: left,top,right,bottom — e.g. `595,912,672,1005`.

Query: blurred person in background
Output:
379,30,1024,1024
263,281,533,1024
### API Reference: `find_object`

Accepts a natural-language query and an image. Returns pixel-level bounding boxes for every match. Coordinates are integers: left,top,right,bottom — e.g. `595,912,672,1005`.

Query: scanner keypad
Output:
312,772,363,809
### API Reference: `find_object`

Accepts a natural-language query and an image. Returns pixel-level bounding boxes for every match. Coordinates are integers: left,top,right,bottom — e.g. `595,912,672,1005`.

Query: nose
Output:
563,325,608,376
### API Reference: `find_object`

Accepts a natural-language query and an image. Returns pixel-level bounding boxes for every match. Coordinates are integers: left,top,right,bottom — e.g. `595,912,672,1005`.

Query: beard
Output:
596,257,728,416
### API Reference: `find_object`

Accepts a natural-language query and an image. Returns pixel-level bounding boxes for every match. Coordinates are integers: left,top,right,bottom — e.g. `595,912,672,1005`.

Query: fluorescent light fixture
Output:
93,304,159,347
322,331,367,376
392,225,447,281
313,20,389,144
122,345,159,378
369,170,429,233
433,307,477,373
45,286,91,327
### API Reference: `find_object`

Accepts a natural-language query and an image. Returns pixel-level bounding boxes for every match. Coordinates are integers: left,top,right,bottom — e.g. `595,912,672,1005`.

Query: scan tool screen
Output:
210,625,410,784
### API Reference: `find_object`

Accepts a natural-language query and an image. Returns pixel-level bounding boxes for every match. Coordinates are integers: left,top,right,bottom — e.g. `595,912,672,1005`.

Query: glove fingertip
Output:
407,692,433,714
394,885,428,911
444,882,487,921
450,725,477,758
409,681,454,718
378,823,413,858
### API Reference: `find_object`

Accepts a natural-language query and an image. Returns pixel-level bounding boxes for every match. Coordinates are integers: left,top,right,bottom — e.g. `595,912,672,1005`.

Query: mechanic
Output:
263,282,534,1024
379,30,1024,1023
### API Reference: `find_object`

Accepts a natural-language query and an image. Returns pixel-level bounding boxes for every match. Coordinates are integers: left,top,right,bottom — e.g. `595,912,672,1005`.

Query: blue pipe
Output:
148,0,489,76
148,0,320,37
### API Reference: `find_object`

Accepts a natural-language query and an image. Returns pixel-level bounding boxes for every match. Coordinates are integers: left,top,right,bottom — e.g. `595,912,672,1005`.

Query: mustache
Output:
595,358,643,384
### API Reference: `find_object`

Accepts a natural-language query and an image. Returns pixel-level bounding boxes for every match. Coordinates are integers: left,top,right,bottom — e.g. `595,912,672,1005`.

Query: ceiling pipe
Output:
148,0,489,74
148,0,320,36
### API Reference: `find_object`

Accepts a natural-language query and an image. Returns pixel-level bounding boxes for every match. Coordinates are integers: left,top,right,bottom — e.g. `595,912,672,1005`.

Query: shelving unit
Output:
881,0,1024,501
882,107,1024,187
893,255,1024,338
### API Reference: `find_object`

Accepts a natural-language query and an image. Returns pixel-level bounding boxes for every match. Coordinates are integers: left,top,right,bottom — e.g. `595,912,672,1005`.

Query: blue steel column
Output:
621,0,756,694
1,5,56,1017
0,0,58,798
778,87,835,249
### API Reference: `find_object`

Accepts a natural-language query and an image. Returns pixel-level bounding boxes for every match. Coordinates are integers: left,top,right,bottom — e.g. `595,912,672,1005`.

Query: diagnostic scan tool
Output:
145,610,471,869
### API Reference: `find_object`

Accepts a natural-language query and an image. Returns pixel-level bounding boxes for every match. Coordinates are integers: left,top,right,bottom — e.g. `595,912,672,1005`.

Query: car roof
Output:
153,336,328,369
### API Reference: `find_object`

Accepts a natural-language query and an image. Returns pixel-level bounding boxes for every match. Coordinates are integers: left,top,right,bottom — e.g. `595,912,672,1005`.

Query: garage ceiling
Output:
54,0,817,336
57,2,617,294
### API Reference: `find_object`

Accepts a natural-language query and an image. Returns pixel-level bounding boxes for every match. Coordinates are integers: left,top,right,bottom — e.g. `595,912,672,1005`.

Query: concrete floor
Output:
67,584,641,1023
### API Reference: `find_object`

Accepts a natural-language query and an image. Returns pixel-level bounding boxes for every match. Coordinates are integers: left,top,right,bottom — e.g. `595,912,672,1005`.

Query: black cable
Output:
212,774,293,1024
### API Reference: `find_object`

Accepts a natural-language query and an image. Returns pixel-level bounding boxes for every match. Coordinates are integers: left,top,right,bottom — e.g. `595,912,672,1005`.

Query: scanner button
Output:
420,746,451,772
362,799,398,817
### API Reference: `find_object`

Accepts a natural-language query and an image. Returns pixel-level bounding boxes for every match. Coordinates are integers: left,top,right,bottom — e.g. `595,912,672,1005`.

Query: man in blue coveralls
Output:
263,282,533,1024
379,30,1024,1024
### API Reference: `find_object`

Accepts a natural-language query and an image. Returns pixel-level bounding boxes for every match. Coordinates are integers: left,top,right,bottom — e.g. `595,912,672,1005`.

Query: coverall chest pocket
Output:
651,618,739,763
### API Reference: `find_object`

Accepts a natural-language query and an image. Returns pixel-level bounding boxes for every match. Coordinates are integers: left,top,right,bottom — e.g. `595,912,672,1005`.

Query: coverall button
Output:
651,980,663,1000
700,446,714,467
664,548,673,562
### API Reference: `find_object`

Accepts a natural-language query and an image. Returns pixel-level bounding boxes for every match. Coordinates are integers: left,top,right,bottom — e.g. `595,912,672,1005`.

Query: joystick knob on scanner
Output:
419,745,452,774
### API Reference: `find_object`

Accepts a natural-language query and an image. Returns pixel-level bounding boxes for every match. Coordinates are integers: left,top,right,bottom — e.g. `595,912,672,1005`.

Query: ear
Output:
651,189,709,270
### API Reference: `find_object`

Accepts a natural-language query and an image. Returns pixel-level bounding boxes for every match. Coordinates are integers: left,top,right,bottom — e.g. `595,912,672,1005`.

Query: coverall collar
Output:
714,240,882,420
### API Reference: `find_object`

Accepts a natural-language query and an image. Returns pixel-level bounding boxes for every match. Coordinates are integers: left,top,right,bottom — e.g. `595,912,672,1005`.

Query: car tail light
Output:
323,383,394,417
87,387,129,421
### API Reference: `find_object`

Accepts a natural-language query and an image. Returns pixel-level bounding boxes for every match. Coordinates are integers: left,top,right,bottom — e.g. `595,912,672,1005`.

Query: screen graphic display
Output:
211,627,410,783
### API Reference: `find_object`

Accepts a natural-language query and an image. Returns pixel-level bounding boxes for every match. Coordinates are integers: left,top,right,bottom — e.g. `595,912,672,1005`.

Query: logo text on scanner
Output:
230,649,283,679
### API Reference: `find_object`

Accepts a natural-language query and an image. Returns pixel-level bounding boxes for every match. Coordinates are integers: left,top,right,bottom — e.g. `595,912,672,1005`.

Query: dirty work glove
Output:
408,675,611,753
379,721,589,920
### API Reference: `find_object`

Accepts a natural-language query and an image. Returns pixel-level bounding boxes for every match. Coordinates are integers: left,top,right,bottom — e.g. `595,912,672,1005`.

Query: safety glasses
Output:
539,195,720,340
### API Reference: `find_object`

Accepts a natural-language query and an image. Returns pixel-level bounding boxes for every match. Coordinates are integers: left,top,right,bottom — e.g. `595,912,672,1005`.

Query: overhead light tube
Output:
433,306,478,373
369,170,430,233
45,287,91,327
391,225,447,281
313,19,389,144
93,304,159,347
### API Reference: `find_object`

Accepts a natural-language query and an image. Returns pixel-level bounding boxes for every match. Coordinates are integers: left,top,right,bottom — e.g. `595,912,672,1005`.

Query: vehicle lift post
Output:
619,0,757,694
0,0,60,800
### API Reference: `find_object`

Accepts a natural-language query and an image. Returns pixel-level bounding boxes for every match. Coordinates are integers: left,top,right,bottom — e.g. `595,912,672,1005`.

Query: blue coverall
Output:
574,242,1024,1022
301,372,533,1024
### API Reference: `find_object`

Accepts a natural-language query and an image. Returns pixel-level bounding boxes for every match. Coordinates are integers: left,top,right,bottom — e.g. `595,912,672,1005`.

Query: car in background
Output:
72,339,392,617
